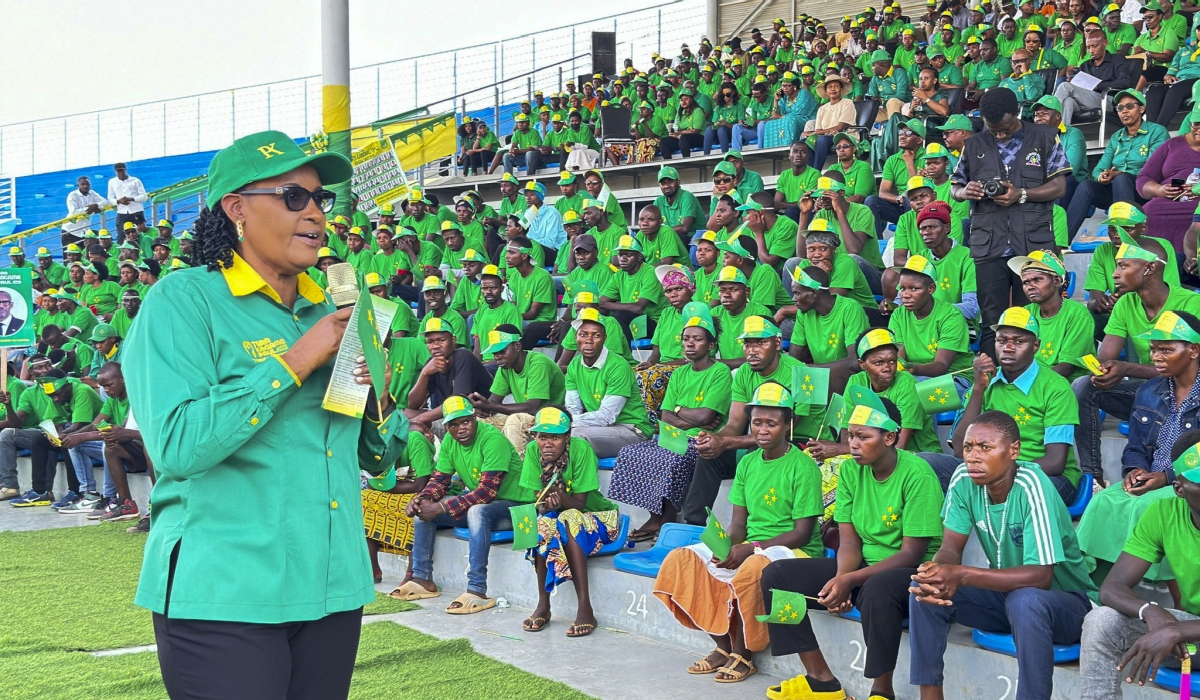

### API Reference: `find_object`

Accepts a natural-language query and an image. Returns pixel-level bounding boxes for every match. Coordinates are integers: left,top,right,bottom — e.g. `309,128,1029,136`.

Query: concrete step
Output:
381,531,1173,700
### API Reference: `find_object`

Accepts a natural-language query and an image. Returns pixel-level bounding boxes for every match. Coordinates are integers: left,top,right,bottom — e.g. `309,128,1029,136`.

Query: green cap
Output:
724,150,744,160
420,275,446,292
40,378,69,395
906,175,937,193
924,142,951,159
366,466,397,492
1143,1,1164,11
747,382,794,408
870,49,893,62
657,166,680,181
736,200,764,213
529,406,572,434
422,316,456,336
894,253,937,280
441,395,475,422
815,176,847,192
1173,441,1200,482
902,118,927,138
1114,89,1147,106
682,305,717,336
180,230,195,241
1136,310,1200,343
738,315,782,339
715,265,749,286
614,235,643,254
801,218,841,236
857,328,899,357
713,161,737,177
89,324,118,342
1033,95,1064,113
716,232,754,260
116,242,139,251
847,400,900,432
927,46,945,59
937,114,975,132
1101,201,1147,227
482,329,522,355
205,130,353,209
557,171,577,185
991,306,1041,336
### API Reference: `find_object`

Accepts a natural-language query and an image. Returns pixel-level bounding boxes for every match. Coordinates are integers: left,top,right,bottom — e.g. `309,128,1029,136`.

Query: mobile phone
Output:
1172,178,1186,187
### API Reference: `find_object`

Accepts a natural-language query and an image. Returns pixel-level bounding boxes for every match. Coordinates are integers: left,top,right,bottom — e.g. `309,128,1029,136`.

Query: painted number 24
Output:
626,591,648,618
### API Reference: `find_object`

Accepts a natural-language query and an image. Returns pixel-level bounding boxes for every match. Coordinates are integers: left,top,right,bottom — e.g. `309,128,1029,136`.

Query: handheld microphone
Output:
325,262,359,309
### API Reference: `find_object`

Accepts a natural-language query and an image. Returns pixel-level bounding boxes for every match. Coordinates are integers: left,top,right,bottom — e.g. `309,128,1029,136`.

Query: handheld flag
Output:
916,374,963,414
630,314,650,340
510,503,540,551
356,284,390,417
755,589,810,624
791,365,830,405
821,393,846,437
701,507,732,560
659,422,689,455
1077,353,1104,377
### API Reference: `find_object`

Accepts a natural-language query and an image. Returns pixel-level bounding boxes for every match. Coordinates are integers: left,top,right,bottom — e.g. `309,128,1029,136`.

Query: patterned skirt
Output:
525,508,620,591
636,364,678,428
362,490,418,555
634,138,661,163
608,438,699,513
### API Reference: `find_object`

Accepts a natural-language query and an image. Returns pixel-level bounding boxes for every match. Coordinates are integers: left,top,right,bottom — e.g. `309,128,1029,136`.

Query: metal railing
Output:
0,0,706,178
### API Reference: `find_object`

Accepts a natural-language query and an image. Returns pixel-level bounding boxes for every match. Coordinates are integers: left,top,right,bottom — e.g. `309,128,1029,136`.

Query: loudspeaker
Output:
592,32,616,78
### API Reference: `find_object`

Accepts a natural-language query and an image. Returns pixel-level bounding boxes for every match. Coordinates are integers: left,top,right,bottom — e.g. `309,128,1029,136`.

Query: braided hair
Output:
192,204,237,272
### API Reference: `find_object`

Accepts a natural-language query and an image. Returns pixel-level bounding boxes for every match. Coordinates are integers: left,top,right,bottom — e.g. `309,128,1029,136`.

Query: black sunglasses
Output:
237,186,337,213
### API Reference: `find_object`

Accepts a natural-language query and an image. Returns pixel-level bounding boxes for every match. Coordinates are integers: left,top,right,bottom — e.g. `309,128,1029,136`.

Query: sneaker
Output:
0,487,19,500
11,490,53,507
86,497,117,520
126,515,150,533
60,492,102,514
100,499,139,522
51,490,80,510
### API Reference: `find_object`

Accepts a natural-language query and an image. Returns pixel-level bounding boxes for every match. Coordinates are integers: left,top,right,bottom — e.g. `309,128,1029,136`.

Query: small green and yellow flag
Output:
791,365,830,405
755,589,810,624
916,373,963,414
630,314,650,340
510,503,539,551
659,422,689,455
356,284,390,416
823,393,846,434
701,507,732,560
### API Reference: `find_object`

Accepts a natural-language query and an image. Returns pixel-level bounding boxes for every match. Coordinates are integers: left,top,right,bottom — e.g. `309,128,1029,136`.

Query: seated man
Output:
909,411,1097,700
448,249,488,321
683,316,818,524
396,396,535,613
1013,251,1094,382
716,233,792,313
1084,203,1180,336
634,204,688,267
925,307,1083,503
740,193,800,273
888,256,973,378
1054,34,1135,125
556,286,633,372
1079,430,1200,698
418,276,468,348
599,235,665,341
1075,237,1200,483
788,221,882,323
653,166,705,242
502,114,544,176
469,265,522,360
564,309,653,457
406,317,494,426
5,370,101,508
724,151,765,201
884,200,977,321
865,119,928,237
773,140,822,221
782,266,869,396
798,173,885,278
502,236,556,349
712,266,772,368
581,198,625,267
468,324,566,456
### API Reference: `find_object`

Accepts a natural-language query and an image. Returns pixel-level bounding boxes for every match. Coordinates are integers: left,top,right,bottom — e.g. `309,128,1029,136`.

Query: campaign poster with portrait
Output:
0,268,35,348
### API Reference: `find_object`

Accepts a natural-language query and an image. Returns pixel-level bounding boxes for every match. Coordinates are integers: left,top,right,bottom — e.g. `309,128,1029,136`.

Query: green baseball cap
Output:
713,161,737,178
738,315,782,339
366,466,397,492
791,265,824,290
1033,95,1064,113
715,265,749,286
460,248,489,264
529,406,572,434
420,275,446,292
682,302,716,335
716,233,754,260
180,230,195,241
747,382,794,408
894,253,937,280
906,175,937,193
441,395,475,422
927,46,945,59
90,324,119,342
1114,89,1147,106
902,118,927,138
1102,201,1147,227
736,200,764,213
205,130,353,209
937,114,975,132
422,316,457,336
857,328,899,357
924,142,951,159
870,49,893,63
815,176,847,192
1172,441,1200,482
482,329,522,355
558,171,577,185
991,306,1041,336
615,235,643,253
847,400,900,432
658,166,680,181
724,150,744,161
1136,310,1200,343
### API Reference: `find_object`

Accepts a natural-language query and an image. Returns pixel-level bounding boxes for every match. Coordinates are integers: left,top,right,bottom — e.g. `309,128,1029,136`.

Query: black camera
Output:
981,179,1007,198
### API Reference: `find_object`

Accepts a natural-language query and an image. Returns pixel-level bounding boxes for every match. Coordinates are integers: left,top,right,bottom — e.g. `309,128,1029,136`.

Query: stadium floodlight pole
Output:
321,0,352,218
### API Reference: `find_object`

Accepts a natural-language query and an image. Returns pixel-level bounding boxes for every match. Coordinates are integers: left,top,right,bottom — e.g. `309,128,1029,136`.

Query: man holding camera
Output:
951,88,1070,359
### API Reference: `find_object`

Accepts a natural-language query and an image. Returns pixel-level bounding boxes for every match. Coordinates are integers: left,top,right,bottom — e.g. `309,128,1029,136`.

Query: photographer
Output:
951,87,1070,358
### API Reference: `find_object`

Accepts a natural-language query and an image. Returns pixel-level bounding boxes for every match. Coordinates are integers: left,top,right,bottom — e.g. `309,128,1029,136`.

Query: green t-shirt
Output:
601,264,665,321
491,350,566,406
799,257,876,310
661,361,733,436
1105,23,1138,54
554,192,585,218
920,243,977,311
834,449,944,565
387,336,431,403
761,215,801,271
589,223,627,265
436,421,534,503
1025,299,1094,383
847,370,942,454
1124,496,1200,615
472,301,523,358
944,462,1098,600
694,265,720,306
562,263,616,313
650,305,686,362
1084,239,1181,295
419,309,469,347
510,128,543,150
507,266,556,322
78,281,123,316
814,203,884,269
369,250,408,281
565,350,652,437
968,362,1081,488
932,178,972,227
888,298,973,373
34,309,71,338
792,295,869,365
972,57,1012,89
729,446,825,556
0,376,34,427
711,301,772,361
66,305,99,340
747,262,792,311
17,377,102,425
100,394,130,426
448,278,483,317
1106,286,1200,364
882,149,927,191
519,436,616,513
561,313,633,365
776,166,821,204
731,355,818,438
652,191,706,231
636,230,689,267
829,159,878,201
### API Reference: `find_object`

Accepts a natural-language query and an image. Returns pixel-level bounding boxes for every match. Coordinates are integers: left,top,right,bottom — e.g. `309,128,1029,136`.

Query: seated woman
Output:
803,74,857,170
903,67,951,120
362,423,441,592
1136,116,1200,257
763,72,816,149
654,382,824,684
759,391,944,700
464,121,499,177
705,82,743,155
1075,310,1200,601
1145,24,1200,127
610,308,733,542
660,90,709,159
519,407,621,638
635,266,697,421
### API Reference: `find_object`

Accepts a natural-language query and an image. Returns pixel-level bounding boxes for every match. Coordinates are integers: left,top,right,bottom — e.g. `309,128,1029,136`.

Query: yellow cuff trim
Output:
271,354,302,387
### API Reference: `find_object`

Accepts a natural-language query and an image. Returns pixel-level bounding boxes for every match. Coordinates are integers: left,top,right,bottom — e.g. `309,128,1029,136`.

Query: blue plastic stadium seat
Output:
878,238,888,255
1065,271,1076,298
453,527,514,544
613,523,705,578
935,411,957,425
1067,473,1094,519
840,605,908,628
1071,239,1103,253
972,629,1080,663
781,340,791,351
534,338,552,347
595,514,631,556
597,457,616,470
631,339,653,351
1153,667,1200,696
1118,421,1129,436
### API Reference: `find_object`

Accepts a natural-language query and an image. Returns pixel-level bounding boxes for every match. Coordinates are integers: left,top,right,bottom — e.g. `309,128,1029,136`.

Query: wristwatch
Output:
1018,188,1028,204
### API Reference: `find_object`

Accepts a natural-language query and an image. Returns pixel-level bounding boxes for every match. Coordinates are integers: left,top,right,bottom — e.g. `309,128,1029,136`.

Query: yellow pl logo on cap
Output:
1153,311,1183,333
1002,306,1033,327
444,396,468,413
863,328,894,349
487,330,505,346
744,316,766,334
849,404,875,425
256,143,285,158
757,382,785,404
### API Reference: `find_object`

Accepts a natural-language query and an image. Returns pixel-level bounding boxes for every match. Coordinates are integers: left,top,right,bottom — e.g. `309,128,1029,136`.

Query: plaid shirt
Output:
420,470,505,519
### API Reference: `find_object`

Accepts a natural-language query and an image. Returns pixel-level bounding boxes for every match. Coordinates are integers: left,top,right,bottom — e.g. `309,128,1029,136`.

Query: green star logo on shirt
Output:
695,390,705,403
1139,144,1149,157
926,338,940,353
941,276,952,291
593,391,602,402
763,487,779,506
827,332,839,347
1015,406,1031,426
471,467,481,481
882,505,899,527
1039,341,1054,359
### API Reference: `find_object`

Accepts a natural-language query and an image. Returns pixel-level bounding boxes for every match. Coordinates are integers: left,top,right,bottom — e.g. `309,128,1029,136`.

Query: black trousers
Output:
761,559,916,679
661,133,705,158
31,436,76,495
467,150,496,173
681,448,739,525
609,309,657,343
521,321,556,350
1147,78,1198,126
975,257,1028,361
153,607,363,700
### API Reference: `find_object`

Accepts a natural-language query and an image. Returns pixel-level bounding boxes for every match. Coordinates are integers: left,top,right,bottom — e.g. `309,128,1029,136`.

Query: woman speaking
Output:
123,130,408,699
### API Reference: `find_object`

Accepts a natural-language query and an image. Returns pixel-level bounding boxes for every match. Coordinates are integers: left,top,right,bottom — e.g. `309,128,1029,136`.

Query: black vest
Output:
960,121,1060,262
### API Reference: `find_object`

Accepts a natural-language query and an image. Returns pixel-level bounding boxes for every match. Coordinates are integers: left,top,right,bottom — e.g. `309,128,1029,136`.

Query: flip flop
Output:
627,528,660,543
445,592,497,615
566,622,596,638
390,580,440,601
522,616,549,632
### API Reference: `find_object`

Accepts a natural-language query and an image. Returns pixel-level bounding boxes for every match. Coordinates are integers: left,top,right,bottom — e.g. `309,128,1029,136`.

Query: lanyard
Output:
980,488,1012,569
